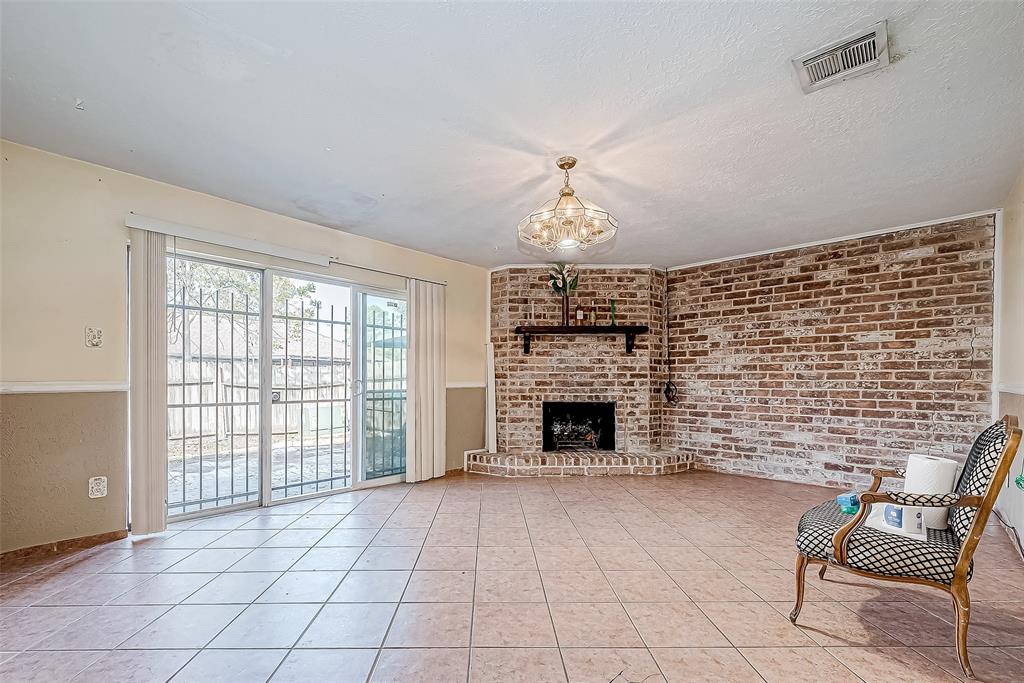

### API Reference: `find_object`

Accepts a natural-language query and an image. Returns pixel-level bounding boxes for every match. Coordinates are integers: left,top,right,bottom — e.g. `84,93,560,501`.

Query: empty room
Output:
1,1,1022,682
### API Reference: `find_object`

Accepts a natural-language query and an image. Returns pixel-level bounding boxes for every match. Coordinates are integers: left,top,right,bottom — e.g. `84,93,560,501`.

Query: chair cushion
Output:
950,419,1009,545
796,500,970,585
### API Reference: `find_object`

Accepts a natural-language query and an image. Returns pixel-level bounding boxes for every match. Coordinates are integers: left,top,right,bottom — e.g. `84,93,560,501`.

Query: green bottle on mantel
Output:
610,298,617,326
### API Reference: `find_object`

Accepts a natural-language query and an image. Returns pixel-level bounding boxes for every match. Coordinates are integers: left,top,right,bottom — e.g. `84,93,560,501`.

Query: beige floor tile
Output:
914,646,1022,683
590,546,659,571
646,546,721,571
478,527,532,547
385,602,473,647
329,570,410,602
105,549,197,574
561,648,663,683
403,570,475,602
471,647,566,682
0,605,96,650
700,546,785,571
315,528,378,546
650,647,761,683
540,570,617,603
824,646,961,683
370,648,469,682
287,514,346,529
35,604,168,649
426,526,480,547
206,529,280,548
35,572,153,606
370,528,428,547
698,601,816,647
337,514,388,529
169,648,287,682
624,602,730,648
0,650,106,682
476,570,545,602
353,546,420,570
604,571,689,602
529,527,586,547
73,649,198,683
261,529,329,548
847,600,967,647
668,570,760,602
472,602,557,647
240,516,303,531
290,546,362,571
739,647,861,683
476,546,537,571
226,547,306,572
120,604,245,649
255,571,345,603
731,569,828,602
416,545,477,570
165,549,251,573
297,602,396,647
111,573,216,605
534,547,599,571
184,572,281,604
270,649,377,683
210,602,319,648
549,603,643,647
773,600,901,647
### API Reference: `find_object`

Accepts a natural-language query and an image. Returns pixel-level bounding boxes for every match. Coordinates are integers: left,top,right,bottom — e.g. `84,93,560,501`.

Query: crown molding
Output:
489,263,661,273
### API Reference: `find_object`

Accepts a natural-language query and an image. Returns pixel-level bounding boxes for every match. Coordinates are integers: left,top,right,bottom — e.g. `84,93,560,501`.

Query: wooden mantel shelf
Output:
512,324,649,355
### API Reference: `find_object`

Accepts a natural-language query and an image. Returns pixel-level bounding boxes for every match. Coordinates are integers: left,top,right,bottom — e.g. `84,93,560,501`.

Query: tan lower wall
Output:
996,392,1024,538
0,392,128,553
446,387,486,470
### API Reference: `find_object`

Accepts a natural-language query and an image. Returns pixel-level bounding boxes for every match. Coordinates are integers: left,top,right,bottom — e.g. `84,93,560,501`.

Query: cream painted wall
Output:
0,140,488,386
1000,167,1024,390
996,166,1024,542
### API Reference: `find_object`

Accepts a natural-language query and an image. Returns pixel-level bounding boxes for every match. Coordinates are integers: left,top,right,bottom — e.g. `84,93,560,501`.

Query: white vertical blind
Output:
129,229,169,534
405,279,447,482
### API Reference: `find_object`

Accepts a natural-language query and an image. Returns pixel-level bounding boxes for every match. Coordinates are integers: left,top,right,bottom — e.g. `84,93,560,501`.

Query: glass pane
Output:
362,293,407,480
270,275,352,500
166,256,261,516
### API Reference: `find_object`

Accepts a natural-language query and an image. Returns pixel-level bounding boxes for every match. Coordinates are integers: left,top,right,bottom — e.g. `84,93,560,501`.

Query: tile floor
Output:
1,471,1022,682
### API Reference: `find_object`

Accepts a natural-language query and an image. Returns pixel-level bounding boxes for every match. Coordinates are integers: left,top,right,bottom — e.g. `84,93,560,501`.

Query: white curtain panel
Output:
129,229,168,534
405,279,447,483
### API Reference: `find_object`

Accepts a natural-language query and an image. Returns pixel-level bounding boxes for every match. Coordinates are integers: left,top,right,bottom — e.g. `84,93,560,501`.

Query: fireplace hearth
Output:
542,401,615,452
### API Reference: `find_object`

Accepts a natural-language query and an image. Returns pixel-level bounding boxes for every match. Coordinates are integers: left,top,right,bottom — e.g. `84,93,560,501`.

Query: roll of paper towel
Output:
904,453,960,530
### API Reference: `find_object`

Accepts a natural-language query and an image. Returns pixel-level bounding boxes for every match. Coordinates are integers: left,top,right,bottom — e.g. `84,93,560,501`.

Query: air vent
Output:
793,20,890,93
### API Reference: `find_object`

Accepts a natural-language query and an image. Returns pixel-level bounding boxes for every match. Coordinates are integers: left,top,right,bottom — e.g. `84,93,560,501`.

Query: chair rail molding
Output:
0,381,130,394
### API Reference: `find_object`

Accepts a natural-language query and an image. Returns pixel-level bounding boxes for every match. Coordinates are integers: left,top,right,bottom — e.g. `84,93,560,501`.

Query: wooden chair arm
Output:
832,491,983,564
867,468,906,492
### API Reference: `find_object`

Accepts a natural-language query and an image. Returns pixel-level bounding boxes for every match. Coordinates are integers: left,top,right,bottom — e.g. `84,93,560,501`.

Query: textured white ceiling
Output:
2,2,1022,267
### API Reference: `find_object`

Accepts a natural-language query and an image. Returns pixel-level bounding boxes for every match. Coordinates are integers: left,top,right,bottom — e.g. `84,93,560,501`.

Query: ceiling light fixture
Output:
517,156,618,252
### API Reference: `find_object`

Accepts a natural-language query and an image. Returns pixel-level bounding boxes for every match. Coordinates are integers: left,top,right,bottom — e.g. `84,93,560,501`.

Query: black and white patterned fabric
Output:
796,500,970,584
949,420,1008,545
887,492,963,507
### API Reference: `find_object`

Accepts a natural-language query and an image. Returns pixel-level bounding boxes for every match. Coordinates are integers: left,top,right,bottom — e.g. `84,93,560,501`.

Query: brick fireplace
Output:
475,214,996,485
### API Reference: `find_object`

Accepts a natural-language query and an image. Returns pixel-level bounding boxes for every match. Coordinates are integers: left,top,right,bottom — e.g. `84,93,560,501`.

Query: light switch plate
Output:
88,476,107,498
85,327,103,348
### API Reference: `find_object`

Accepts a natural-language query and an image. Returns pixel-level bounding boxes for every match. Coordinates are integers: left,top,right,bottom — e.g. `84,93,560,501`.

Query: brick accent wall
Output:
490,266,666,453
664,215,995,487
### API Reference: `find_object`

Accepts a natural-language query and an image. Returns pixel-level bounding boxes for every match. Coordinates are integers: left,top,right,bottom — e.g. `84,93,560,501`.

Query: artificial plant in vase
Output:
548,262,579,326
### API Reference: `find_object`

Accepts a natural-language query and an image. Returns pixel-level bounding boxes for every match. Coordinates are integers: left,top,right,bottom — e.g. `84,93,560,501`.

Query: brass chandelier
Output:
517,156,618,252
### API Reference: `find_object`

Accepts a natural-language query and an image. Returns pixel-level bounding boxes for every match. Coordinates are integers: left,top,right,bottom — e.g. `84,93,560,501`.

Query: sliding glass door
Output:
360,292,408,481
166,255,406,517
269,274,354,500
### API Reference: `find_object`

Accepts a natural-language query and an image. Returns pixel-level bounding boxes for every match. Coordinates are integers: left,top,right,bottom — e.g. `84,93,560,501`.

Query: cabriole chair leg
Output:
951,581,975,679
790,553,809,623
818,565,827,580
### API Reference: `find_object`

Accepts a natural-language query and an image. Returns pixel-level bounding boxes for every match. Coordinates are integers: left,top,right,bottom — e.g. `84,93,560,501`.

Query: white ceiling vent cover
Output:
793,20,890,93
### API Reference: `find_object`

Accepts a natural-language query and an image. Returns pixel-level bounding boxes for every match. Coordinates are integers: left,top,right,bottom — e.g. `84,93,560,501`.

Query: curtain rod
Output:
126,212,447,286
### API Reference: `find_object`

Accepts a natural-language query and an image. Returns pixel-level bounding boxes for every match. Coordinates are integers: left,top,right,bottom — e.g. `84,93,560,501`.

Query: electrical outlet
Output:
88,476,107,498
85,327,103,348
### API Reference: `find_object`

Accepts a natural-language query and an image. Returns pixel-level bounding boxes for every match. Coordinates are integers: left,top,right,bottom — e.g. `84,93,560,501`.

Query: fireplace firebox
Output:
542,401,616,452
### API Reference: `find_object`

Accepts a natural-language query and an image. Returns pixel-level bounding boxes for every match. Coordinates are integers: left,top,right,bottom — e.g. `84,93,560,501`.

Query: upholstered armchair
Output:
791,415,1022,679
